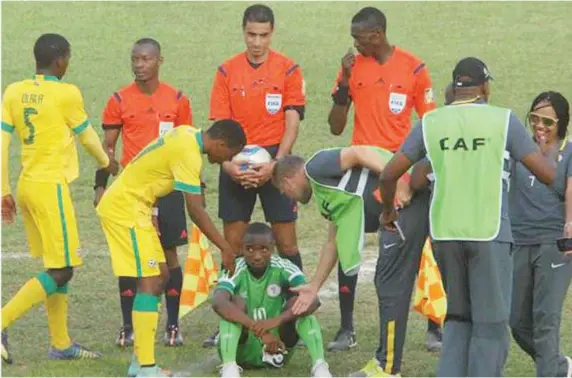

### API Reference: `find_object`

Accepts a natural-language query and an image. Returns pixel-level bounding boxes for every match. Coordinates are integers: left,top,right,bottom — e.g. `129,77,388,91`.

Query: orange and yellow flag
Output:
179,224,219,320
412,239,447,326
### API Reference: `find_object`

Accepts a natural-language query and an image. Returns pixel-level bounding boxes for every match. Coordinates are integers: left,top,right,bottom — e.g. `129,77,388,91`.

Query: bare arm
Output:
212,290,255,329
379,152,415,215
185,193,230,252
309,222,338,290
103,128,121,160
274,297,321,326
328,102,351,136
275,109,300,159
339,145,389,174
520,152,556,186
410,160,432,192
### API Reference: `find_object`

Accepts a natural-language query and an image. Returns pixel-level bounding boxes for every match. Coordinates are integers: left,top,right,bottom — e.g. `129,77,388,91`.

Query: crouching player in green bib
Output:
212,222,332,378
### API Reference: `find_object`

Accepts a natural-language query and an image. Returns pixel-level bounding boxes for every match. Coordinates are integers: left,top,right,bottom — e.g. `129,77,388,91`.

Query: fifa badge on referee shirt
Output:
265,93,282,115
389,92,407,114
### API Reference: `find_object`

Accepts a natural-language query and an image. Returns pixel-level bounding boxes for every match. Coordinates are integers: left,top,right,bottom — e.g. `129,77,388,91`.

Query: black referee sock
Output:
338,263,357,332
165,266,183,327
280,251,303,271
118,277,137,327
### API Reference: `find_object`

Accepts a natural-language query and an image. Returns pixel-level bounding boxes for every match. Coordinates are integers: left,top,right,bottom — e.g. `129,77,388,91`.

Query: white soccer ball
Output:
232,144,272,170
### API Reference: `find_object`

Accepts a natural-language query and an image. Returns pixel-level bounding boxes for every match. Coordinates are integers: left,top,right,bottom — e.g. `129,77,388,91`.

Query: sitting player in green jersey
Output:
212,222,332,377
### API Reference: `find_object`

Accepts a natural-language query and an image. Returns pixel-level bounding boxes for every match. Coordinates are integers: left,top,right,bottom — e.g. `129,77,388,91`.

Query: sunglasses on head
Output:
528,112,559,128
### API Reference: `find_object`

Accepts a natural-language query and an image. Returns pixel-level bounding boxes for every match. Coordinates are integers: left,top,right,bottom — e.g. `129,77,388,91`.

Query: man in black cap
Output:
378,57,557,376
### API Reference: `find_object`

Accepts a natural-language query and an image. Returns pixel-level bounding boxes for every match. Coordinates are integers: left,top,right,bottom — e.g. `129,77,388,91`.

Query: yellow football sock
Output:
46,284,72,350
2,273,57,330
133,293,160,366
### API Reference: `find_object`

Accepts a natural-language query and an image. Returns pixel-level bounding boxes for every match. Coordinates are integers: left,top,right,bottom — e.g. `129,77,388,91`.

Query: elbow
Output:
540,167,556,186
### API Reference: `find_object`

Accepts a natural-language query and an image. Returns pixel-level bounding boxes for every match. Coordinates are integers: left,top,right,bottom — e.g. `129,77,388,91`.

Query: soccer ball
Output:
232,144,272,171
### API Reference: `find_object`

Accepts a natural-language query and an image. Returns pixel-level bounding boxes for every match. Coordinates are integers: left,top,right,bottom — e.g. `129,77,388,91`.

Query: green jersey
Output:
304,147,394,275
216,256,307,321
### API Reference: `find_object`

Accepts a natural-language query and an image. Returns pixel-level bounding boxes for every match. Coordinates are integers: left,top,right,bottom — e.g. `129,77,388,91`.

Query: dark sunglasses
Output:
528,112,558,128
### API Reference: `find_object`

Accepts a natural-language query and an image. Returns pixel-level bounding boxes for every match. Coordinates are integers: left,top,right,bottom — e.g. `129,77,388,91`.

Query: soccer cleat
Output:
136,365,172,377
48,342,101,360
426,329,442,352
219,362,242,377
1,331,13,364
566,356,572,378
116,325,134,347
349,359,398,377
326,328,357,351
311,360,333,377
164,325,183,346
202,329,219,348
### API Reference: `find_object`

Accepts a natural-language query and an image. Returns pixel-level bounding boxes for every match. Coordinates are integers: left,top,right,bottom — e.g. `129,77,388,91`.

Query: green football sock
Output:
296,315,325,365
219,319,241,363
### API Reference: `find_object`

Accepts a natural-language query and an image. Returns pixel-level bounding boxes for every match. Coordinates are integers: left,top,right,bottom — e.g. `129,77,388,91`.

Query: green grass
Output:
2,1,572,377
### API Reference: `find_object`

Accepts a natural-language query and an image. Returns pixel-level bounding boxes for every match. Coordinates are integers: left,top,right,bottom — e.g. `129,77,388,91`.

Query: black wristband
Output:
94,169,110,190
332,85,350,105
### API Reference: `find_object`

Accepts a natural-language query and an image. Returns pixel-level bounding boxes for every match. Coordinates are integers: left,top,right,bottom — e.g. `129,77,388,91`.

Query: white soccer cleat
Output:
219,362,242,377
311,360,333,377
566,356,572,378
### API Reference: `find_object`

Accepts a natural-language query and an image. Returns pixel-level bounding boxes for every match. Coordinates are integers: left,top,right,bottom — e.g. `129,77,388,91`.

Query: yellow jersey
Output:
1,75,90,189
96,126,203,227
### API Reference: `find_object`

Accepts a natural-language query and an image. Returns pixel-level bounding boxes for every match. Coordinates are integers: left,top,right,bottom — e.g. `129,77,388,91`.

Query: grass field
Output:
2,1,572,377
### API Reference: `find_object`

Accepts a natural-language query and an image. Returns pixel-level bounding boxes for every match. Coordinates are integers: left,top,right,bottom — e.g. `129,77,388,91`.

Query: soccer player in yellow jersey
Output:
1,33,119,364
96,120,245,377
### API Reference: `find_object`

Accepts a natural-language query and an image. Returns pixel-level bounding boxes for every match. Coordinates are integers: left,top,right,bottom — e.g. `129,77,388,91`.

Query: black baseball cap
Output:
452,57,493,88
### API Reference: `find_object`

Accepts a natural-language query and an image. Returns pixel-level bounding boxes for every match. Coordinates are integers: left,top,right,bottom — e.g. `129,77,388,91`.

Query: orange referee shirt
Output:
209,50,305,147
333,47,436,152
102,82,192,166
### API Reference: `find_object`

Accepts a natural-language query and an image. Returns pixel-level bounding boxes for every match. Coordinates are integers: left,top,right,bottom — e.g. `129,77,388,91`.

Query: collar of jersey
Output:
450,96,483,105
35,74,59,82
195,131,204,153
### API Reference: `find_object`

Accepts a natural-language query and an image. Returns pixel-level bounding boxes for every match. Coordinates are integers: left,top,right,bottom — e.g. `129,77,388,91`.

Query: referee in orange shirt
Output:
203,4,306,347
326,6,441,357
93,38,192,348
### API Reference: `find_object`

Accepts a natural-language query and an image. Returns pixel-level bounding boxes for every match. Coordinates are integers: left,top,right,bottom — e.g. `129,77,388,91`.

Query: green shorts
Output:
218,328,295,368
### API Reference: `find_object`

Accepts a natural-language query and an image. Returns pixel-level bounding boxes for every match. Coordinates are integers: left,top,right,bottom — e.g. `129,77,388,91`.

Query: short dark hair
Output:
206,119,246,149
244,222,273,240
242,4,274,28
34,33,70,69
529,91,570,139
272,155,306,184
351,7,387,32
134,38,161,54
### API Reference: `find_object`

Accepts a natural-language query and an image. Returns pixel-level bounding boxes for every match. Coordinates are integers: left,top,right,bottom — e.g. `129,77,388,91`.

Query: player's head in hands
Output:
34,33,70,79
204,119,247,164
131,38,162,83
350,7,388,57
272,155,312,204
451,57,493,103
242,222,275,276
242,4,274,63
527,91,570,144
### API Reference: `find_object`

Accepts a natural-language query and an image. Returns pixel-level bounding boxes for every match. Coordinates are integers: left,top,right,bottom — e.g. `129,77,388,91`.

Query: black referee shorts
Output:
218,145,297,223
157,191,188,249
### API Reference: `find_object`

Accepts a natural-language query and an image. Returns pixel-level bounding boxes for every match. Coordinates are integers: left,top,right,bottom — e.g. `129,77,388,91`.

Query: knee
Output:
276,240,299,256
48,267,73,286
